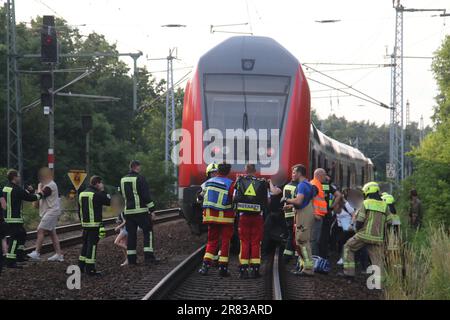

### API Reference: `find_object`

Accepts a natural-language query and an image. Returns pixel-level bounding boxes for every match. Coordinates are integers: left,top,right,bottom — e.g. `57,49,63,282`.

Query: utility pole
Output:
389,0,447,188
5,0,23,178
165,48,177,180
405,99,410,126
419,115,425,143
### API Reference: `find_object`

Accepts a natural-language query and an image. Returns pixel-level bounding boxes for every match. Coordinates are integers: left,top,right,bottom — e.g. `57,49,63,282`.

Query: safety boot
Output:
249,265,261,278
239,265,249,279
6,261,23,269
145,252,160,265
78,261,86,273
16,251,29,262
198,261,210,275
218,265,230,277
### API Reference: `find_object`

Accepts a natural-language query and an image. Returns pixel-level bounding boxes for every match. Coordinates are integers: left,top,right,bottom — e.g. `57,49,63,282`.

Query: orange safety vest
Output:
310,178,328,217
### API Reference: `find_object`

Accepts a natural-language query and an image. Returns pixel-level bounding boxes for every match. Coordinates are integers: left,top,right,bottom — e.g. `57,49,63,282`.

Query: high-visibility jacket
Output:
78,186,111,228
310,178,328,217
234,175,268,213
2,183,42,224
282,182,297,219
202,176,235,224
120,172,155,215
355,198,390,244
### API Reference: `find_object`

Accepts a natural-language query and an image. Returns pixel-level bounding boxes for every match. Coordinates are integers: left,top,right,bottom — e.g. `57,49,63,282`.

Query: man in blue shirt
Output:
284,164,315,276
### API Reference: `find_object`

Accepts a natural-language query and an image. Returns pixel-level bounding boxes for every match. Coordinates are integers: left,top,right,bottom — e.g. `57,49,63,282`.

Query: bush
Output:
384,224,450,300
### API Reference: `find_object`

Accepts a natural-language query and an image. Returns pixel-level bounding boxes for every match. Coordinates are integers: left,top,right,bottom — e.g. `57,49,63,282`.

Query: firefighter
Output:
284,164,315,276
382,192,401,253
2,169,44,269
281,178,298,262
341,182,392,284
310,168,328,256
0,191,6,274
78,176,111,276
198,163,235,277
319,169,342,258
234,164,269,279
120,160,158,265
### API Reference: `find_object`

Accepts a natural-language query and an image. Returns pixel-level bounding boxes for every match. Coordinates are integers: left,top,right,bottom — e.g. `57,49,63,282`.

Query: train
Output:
178,36,373,233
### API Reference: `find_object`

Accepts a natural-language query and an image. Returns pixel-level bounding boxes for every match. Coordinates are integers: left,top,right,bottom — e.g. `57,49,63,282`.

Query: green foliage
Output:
401,36,450,228
0,10,182,210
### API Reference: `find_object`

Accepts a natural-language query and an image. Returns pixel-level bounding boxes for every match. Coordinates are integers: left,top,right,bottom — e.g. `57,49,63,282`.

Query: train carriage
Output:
178,36,373,232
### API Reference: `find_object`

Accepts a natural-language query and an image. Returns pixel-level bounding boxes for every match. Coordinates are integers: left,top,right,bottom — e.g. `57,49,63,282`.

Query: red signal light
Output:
45,35,53,45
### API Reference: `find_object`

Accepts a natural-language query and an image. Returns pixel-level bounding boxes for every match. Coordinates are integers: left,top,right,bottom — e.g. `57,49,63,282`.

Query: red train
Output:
178,36,373,231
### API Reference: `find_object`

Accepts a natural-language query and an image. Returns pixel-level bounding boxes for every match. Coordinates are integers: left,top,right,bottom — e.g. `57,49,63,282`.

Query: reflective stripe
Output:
79,256,86,262
144,232,153,252
121,176,148,214
283,249,294,256
79,191,97,227
204,252,216,261
3,187,13,221
127,250,137,255
218,256,229,263
203,208,235,224
250,258,261,265
302,247,313,268
146,201,155,209
284,211,295,218
7,240,18,259
144,247,153,252
364,199,387,213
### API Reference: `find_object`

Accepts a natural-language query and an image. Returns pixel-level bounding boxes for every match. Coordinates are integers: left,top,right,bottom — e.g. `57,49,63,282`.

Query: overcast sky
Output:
11,0,450,126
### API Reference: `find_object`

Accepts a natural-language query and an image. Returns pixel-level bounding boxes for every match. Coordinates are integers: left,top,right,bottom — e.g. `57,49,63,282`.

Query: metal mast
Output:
389,0,404,184
389,0,446,185
5,0,23,176
165,48,177,180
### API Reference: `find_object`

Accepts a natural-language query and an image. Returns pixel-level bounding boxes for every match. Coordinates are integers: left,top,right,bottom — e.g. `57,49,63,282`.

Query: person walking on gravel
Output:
28,168,63,262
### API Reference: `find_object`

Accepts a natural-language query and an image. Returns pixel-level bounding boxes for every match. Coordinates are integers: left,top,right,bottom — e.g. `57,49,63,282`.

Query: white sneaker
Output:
337,258,343,265
27,250,41,261
47,254,64,262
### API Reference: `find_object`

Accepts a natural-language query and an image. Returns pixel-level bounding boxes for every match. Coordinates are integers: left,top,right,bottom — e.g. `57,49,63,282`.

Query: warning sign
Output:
386,163,396,179
244,183,256,196
68,170,87,190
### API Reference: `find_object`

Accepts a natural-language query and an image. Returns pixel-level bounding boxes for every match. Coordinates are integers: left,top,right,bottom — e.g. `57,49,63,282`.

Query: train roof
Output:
311,123,371,163
197,36,300,76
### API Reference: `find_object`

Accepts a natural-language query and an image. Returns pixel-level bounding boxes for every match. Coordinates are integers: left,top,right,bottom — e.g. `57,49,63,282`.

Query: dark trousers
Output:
126,212,154,264
79,228,100,272
283,218,295,257
6,223,26,265
0,221,6,273
318,214,333,258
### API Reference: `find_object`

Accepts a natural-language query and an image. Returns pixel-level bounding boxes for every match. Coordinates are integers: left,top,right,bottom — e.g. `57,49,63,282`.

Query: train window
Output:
361,166,365,185
203,74,290,134
339,164,343,187
324,158,328,172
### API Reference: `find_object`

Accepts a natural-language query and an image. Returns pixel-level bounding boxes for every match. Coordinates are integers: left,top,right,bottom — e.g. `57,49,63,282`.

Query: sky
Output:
10,0,450,126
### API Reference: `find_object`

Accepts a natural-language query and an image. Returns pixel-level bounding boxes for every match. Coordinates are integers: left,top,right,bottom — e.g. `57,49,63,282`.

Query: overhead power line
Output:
303,64,390,109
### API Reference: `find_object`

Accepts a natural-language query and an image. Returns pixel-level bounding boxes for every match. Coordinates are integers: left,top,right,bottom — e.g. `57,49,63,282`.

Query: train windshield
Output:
203,74,290,168
204,74,290,133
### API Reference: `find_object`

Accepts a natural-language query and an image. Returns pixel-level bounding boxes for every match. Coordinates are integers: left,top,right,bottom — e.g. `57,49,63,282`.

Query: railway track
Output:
22,208,182,255
142,246,283,300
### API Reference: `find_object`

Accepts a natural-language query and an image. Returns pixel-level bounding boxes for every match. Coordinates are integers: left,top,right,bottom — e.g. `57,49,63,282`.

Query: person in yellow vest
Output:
198,163,235,277
341,182,393,284
281,179,298,262
310,168,328,256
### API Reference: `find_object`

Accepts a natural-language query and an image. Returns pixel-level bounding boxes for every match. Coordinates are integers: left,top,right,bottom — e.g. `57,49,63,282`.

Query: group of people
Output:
0,160,159,277
197,161,408,282
0,168,64,274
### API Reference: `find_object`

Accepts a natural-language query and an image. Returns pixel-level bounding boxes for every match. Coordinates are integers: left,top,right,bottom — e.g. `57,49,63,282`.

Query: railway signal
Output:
41,15,58,64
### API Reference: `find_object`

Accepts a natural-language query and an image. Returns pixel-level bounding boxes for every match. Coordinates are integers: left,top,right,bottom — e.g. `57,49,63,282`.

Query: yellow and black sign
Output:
68,170,87,191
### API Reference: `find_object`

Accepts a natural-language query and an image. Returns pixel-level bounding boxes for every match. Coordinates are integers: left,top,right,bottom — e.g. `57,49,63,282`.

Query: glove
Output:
99,225,106,239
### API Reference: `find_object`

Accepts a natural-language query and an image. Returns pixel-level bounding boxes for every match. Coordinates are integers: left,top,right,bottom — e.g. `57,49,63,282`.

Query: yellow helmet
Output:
205,163,218,177
362,181,380,196
381,192,395,204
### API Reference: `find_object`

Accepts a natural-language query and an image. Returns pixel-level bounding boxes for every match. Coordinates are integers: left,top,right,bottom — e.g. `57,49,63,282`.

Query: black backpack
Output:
234,176,268,213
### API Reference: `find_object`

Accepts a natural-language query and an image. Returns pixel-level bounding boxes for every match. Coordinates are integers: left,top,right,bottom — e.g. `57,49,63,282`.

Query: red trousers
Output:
204,223,234,265
238,214,264,266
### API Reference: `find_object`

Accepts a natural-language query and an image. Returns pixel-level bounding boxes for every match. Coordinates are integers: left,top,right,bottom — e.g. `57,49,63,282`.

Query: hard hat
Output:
381,192,395,204
362,181,380,196
206,163,218,177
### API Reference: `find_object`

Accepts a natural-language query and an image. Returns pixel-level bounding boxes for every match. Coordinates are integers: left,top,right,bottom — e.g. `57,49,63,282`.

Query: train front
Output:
178,36,310,231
